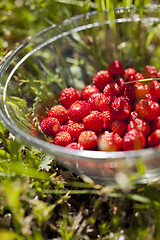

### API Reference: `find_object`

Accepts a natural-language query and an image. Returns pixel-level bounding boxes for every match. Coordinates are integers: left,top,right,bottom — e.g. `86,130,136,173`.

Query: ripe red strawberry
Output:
115,77,126,88
128,72,144,82
124,82,147,102
53,131,72,146
48,105,68,124
111,96,131,120
68,100,91,122
147,129,160,147
83,111,103,132
99,96,115,112
123,67,136,80
60,87,80,108
150,117,160,132
66,142,84,150
128,111,138,122
93,70,113,91
101,111,112,131
69,123,85,138
142,65,157,78
88,93,107,111
127,118,150,137
111,119,127,136
40,117,60,136
98,131,122,151
103,83,124,97
108,60,124,77
123,129,146,151
146,80,160,101
78,131,98,149
81,85,100,101
60,124,70,133
135,99,159,121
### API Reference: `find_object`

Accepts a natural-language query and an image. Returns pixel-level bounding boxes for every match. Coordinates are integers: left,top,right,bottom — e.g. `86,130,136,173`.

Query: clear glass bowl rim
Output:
0,5,160,161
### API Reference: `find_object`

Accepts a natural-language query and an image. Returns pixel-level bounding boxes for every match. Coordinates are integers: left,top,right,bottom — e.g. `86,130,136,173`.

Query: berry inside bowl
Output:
0,5,160,186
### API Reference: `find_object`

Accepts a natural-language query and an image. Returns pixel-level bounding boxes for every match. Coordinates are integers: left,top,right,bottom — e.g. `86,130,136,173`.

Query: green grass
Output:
0,0,160,239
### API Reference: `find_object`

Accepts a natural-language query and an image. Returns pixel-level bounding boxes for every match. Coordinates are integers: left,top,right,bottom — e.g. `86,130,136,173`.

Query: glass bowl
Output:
0,5,160,186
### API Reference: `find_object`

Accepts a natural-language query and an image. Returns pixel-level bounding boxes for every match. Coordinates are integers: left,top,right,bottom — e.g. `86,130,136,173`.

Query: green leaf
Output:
40,154,54,171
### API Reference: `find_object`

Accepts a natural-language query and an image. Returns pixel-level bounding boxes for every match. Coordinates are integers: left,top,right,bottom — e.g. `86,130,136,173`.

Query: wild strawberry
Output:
48,105,68,124
101,110,112,131
66,142,84,150
135,99,159,121
150,117,160,132
128,72,144,82
127,118,150,137
142,65,157,78
69,123,85,138
68,100,91,122
124,82,147,102
123,67,136,80
99,96,115,112
123,129,146,151
93,70,113,91
103,83,124,97
78,131,98,149
128,111,138,122
40,117,60,136
60,124,70,133
98,131,122,151
147,129,160,147
83,111,103,132
108,60,124,77
111,96,131,120
60,87,80,108
53,131,72,146
115,77,126,88
88,93,107,111
111,119,127,136
81,85,100,101
65,119,75,125
146,80,160,101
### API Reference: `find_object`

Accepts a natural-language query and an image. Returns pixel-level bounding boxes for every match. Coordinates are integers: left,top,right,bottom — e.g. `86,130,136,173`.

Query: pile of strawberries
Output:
40,60,160,151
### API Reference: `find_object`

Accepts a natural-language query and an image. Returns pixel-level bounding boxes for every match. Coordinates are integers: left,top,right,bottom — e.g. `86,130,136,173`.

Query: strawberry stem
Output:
124,78,160,85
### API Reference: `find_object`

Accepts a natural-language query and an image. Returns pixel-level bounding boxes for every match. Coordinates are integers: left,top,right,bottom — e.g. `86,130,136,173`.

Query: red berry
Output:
93,70,113,91
128,72,144,82
88,93,107,111
124,82,147,101
66,142,84,150
53,131,72,146
128,111,138,122
135,99,159,121
150,117,160,132
123,68,136,80
69,123,85,138
81,85,100,101
148,129,160,147
111,119,127,136
48,105,68,124
111,96,131,120
98,131,122,151
123,129,146,151
68,100,91,122
60,87,80,108
99,96,115,112
83,111,103,132
142,65,157,78
78,131,98,149
127,118,150,137
40,117,60,136
108,60,124,77
146,80,160,101
115,77,126,88
60,124,70,133
101,110,112,131
103,83,124,97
